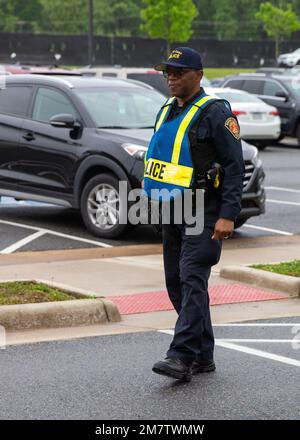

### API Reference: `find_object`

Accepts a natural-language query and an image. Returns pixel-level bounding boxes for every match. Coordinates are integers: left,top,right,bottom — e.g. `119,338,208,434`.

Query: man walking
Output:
143,47,244,381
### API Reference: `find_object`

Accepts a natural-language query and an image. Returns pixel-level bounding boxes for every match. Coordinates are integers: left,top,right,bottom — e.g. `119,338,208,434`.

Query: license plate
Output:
251,112,263,120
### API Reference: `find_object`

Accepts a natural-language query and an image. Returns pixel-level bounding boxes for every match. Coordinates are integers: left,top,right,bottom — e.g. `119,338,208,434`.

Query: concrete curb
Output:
220,265,300,297
0,279,121,330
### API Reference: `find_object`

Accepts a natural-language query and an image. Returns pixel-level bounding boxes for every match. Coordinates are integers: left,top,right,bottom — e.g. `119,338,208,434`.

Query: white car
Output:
277,48,300,67
79,66,211,96
205,87,281,150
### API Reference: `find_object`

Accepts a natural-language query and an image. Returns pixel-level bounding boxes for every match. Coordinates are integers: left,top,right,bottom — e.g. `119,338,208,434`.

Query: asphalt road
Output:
0,317,299,420
0,142,299,253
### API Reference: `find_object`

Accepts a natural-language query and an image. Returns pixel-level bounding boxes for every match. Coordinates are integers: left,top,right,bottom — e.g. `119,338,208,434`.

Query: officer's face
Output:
164,68,203,100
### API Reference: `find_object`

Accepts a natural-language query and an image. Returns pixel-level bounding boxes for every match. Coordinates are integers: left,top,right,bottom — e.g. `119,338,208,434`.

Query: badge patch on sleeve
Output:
225,117,241,140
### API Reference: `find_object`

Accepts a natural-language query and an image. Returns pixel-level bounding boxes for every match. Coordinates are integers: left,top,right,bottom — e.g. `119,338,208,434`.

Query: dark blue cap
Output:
154,47,203,71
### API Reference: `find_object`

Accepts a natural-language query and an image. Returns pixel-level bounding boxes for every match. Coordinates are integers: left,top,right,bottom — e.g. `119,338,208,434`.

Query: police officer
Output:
144,47,244,382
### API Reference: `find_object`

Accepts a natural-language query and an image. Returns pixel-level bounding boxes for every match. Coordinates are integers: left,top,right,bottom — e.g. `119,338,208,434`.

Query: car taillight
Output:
269,111,279,116
233,110,247,116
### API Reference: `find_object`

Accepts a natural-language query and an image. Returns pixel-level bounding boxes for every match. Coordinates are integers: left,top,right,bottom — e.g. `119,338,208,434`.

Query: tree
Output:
256,2,300,58
102,0,143,37
0,0,44,32
39,0,142,36
213,0,238,40
140,0,198,55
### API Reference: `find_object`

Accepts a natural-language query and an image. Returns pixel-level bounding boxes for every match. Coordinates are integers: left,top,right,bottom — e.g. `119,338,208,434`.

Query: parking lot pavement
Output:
0,144,299,253
0,317,298,420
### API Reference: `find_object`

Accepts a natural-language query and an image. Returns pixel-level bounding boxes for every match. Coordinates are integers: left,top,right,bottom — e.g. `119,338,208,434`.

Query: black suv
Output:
0,75,265,238
219,73,300,145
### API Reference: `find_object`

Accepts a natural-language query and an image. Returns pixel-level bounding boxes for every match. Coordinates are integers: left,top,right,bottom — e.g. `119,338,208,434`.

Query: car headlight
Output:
121,143,148,160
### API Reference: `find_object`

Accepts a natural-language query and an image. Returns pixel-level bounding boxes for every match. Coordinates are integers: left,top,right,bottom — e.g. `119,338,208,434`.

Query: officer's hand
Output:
141,179,144,189
212,218,234,240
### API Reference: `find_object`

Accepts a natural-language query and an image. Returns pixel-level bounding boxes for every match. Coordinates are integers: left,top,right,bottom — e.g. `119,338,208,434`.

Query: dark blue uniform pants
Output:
162,223,222,366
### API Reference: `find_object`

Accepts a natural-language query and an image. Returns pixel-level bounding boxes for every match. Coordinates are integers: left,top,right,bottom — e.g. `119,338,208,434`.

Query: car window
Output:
262,80,285,97
213,90,262,103
242,80,263,94
127,73,170,96
32,87,77,123
0,86,32,117
74,87,166,128
223,79,244,89
102,72,117,77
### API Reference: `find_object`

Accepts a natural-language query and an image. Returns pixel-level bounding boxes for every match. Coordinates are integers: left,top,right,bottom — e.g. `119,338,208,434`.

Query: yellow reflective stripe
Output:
171,96,215,164
144,158,193,188
155,97,175,131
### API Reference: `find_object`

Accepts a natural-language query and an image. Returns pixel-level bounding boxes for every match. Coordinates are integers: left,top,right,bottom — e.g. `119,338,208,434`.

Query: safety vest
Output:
144,93,217,199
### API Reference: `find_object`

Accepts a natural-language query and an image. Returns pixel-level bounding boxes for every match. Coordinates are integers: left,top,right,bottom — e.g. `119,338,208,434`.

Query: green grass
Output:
204,68,256,79
0,281,95,305
252,260,300,278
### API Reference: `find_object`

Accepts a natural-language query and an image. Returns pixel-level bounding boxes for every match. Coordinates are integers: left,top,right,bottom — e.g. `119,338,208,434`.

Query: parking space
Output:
0,205,161,253
0,317,298,419
160,317,300,367
0,144,299,253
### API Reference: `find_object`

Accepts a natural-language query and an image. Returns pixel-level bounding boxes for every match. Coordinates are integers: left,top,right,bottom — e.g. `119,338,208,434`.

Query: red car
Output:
3,64,82,76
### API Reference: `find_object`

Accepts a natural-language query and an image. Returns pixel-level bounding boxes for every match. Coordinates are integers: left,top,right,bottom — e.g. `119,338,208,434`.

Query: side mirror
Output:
275,91,288,101
50,113,81,129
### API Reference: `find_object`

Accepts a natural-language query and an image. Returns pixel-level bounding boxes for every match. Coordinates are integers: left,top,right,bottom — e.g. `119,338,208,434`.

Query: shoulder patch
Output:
224,117,241,140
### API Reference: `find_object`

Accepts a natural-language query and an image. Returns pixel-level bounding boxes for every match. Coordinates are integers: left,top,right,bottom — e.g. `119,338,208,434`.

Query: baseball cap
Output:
154,47,203,71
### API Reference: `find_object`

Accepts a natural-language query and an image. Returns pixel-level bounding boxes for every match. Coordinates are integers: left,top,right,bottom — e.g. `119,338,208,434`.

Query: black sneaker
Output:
191,360,216,375
152,357,192,382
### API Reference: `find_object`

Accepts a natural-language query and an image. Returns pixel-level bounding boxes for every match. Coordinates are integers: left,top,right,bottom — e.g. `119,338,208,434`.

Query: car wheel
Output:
234,218,247,229
80,173,130,238
275,134,284,143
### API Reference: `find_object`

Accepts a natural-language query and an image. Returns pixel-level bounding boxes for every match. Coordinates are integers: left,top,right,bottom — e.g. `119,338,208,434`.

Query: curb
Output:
0,279,121,330
220,266,300,297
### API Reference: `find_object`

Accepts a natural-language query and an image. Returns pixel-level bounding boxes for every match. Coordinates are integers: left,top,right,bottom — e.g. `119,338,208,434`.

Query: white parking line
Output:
265,186,300,194
158,330,300,368
1,231,46,254
267,199,300,207
0,219,112,252
216,339,297,343
216,341,300,368
241,224,293,236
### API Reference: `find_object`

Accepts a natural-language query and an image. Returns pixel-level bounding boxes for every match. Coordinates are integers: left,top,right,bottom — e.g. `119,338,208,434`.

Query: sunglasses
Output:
162,68,198,78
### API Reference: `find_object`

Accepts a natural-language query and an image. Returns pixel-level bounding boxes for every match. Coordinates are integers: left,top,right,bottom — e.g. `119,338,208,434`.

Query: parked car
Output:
210,77,227,87
256,67,300,75
79,66,211,96
0,75,265,237
218,73,300,145
277,48,300,67
3,64,82,76
205,87,281,150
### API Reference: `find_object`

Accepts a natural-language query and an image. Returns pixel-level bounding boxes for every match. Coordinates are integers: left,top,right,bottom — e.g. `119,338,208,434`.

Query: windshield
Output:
74,87,166,128
213,90,262,103
281,78,300,98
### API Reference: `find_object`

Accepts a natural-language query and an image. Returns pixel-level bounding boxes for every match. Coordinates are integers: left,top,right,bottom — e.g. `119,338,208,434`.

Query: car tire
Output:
80,173,131,238
275,134,284,143
234,218,247,229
